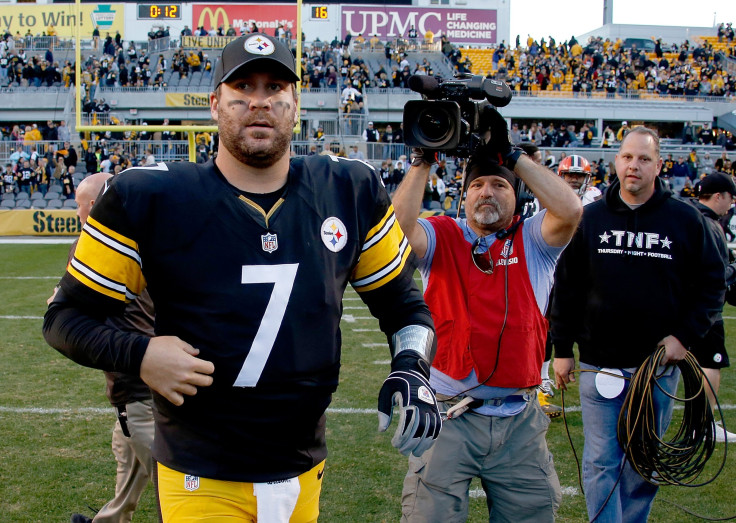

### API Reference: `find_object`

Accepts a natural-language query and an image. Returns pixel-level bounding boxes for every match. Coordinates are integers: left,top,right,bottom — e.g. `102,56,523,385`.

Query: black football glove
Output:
482,106,524,170
377,351,442,457
410,147,439,167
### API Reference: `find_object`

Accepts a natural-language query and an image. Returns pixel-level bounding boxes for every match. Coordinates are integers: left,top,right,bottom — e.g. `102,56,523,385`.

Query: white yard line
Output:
1,405,734,417
0,405,375,415
0,276,60,279
0,238,75,244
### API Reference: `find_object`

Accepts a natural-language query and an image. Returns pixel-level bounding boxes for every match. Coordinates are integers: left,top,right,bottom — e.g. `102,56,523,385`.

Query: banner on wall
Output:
192,4,297,34
0,210,82,236
0,4,125,38
340,6,497,44
165,93,211,107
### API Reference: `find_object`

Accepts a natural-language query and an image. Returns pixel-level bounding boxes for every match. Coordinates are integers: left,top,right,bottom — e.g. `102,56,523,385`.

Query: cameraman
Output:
392,109,581,522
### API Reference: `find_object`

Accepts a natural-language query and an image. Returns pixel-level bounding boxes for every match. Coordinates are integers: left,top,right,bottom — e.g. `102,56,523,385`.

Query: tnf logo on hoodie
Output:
598,230,673,259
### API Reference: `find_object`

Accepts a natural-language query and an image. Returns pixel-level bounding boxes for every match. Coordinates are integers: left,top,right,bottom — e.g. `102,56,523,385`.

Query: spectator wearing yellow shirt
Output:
195,131,212,151
24,124,43,143
424,29,434,47
369,34,381,50
187,51,201,72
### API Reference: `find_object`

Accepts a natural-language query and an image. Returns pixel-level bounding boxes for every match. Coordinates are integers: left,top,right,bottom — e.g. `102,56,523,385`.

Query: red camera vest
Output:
424,216,547,388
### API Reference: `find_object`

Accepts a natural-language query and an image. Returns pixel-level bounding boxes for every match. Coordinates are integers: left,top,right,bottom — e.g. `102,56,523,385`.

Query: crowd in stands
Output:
449,31,736,99
2,137,79,199
2,23,736,204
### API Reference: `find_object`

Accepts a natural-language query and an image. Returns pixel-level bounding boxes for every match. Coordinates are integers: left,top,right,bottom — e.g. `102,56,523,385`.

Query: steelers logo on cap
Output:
244,35,274,56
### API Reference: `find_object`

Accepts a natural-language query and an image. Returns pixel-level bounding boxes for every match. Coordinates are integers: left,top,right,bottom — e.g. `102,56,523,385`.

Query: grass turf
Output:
0,243,734,522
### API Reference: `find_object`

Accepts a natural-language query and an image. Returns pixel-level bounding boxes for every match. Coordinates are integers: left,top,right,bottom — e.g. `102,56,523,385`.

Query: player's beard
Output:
218,102,294,169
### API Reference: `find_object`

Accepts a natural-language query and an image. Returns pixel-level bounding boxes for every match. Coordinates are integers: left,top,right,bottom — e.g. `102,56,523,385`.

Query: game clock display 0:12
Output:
137,4,182,20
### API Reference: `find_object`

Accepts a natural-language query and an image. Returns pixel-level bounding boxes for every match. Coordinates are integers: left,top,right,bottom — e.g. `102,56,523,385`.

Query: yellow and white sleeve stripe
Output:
67,216,146,303
351,205,412,293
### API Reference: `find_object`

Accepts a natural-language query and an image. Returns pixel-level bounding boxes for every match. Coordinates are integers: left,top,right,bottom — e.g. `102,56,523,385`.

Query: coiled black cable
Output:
617,346,727,488
561,349,735,521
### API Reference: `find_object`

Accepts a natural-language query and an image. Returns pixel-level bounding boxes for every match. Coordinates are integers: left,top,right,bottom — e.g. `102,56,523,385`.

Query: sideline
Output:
0,237,75,244
1,405,734,416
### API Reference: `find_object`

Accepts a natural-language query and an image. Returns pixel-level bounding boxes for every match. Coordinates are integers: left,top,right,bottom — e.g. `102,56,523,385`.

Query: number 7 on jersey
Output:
233,264,299,387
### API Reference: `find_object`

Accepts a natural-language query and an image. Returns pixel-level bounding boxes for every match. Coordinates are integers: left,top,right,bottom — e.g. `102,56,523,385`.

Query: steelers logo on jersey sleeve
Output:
321,217,348,252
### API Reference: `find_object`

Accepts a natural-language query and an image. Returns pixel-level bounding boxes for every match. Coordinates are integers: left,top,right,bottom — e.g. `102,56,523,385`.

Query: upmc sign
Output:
193,4,296,33
341,6,497,45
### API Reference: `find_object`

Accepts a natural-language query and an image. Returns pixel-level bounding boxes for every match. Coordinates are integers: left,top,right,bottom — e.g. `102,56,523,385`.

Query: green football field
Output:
0,242,734,522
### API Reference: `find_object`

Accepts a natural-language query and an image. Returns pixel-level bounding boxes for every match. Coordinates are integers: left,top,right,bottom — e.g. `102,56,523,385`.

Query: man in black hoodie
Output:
551,127,724,523
693,172,736,443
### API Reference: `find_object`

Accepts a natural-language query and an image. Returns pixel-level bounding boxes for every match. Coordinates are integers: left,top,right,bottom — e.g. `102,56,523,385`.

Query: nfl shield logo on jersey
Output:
184,475,200,492
261,232,278,253
501,239,513,258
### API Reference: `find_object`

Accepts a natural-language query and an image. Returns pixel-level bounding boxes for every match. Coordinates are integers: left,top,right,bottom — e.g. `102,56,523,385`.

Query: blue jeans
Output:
579,363,680,523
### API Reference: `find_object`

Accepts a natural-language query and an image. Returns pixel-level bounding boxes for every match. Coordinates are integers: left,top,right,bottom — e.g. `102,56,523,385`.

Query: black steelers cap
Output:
213,34,299,87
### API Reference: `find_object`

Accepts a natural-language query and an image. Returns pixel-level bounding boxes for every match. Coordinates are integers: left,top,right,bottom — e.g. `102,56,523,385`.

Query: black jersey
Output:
49,156,431,482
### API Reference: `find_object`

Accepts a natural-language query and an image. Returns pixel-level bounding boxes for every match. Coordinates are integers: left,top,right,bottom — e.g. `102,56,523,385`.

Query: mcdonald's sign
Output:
192,4,297,34
195,6,229,32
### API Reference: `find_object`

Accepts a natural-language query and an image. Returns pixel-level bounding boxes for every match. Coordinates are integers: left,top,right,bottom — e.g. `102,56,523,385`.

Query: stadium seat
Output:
14,199,31,209
47,184,62,194
0,200,15,209
62,199,78,209
1,192,14,201
15,191,29,200
44,191,59,200
46,199,63,209
31,199,48,209
30,192,44,200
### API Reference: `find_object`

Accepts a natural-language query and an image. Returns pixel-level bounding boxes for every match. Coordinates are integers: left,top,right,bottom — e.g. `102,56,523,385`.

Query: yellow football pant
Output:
157,460,325,522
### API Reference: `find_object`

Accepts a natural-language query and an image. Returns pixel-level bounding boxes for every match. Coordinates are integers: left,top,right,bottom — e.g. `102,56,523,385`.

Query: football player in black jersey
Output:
44,34,441,521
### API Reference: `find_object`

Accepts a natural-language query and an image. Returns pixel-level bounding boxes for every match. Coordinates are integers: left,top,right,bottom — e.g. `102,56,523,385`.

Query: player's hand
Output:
140,336,215,406
658,335,687,365
482,106,524,169
46,286,59,306
377,352,441,457
553,357,576,391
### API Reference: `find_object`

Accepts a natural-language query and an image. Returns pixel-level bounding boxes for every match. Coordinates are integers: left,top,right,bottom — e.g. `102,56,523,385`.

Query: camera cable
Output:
559,348,733,521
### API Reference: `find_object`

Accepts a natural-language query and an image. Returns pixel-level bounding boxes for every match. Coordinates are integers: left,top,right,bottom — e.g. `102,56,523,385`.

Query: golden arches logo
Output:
198,7,229,30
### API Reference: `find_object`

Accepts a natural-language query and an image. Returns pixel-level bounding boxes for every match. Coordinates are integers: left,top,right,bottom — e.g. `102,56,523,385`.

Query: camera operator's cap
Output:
698,172,736,196
464,154,517,191
213,34,299,87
